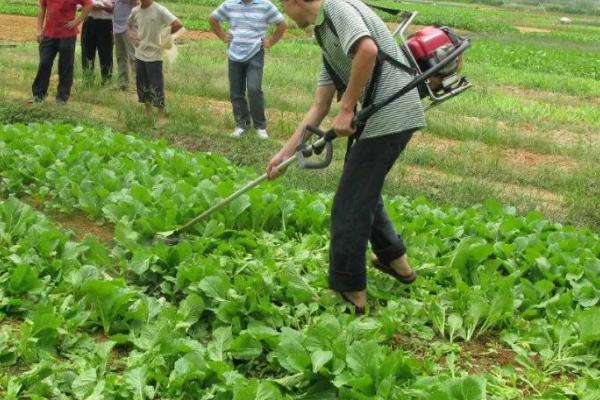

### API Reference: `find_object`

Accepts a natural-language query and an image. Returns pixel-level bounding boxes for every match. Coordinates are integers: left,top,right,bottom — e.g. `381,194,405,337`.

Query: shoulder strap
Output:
322,2,417,75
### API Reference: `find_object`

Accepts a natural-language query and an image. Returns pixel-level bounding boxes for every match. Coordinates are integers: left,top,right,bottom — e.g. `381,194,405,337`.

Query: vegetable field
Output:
1,123,599,398
1,0,600,398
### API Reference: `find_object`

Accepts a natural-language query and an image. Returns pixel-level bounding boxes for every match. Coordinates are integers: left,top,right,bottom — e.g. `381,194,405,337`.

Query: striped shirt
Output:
211,0,285,62
113,0,137,34
315,0,426,139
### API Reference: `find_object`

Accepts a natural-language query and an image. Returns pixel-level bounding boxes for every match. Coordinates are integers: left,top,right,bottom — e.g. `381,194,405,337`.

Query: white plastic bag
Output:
160,26,186,63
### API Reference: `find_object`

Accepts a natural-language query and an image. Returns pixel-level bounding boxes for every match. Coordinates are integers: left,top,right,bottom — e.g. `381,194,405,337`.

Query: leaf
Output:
576,308,600,345
30,308,62,350
198,275,229,300
129,250,156,276
169,352,208,387
229,194,251,218
276,336,311,373
72,369,97,400
256,381,282,400
83,381,106,400
346,340,381,376
8,264,40,295
447,313,463,343
208,326,233,361
125,366,147,400
230,332,263,360
177,293,205,329
446,376,487,400
311,350,333,373
83,279,136,334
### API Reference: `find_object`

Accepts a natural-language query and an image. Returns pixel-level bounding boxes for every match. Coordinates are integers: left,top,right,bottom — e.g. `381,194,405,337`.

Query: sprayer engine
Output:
406,26,464,93
392,12,471,106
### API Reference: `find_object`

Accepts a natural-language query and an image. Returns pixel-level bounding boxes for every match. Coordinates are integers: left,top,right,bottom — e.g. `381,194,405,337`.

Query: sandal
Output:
340,292,365,315
372,259,417,284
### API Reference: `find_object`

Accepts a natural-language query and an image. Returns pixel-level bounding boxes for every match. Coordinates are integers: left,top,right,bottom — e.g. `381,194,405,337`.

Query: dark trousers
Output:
81,17,113,83
329,130,416,292
32,37,76,102
228,50,266,130
136,59,165,108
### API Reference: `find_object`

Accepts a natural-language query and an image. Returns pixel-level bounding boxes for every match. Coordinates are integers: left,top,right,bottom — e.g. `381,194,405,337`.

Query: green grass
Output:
0,0,36,16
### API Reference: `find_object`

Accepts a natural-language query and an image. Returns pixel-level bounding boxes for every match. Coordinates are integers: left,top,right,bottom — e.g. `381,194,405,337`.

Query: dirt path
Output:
515,26,551,33
0,14,37,42
20,196,114,245
0,13,219,44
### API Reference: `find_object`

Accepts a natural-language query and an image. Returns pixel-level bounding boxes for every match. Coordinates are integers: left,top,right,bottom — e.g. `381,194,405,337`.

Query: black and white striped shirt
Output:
315,0,426,139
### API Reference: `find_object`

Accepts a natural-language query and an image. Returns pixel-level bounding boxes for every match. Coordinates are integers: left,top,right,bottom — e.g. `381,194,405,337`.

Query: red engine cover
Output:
406,27,453,61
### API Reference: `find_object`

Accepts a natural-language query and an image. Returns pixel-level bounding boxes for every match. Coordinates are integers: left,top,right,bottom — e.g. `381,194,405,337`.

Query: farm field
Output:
1,0,600,398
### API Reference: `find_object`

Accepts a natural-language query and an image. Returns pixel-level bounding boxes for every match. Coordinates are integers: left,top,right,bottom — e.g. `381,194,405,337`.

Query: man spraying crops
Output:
266,0,426,314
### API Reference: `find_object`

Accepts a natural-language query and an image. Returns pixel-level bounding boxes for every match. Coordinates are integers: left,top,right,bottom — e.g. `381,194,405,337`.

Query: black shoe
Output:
372,259,417,284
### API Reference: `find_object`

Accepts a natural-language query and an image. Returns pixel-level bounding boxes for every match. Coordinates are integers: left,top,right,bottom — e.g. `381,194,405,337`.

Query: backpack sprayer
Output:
154,9,471,245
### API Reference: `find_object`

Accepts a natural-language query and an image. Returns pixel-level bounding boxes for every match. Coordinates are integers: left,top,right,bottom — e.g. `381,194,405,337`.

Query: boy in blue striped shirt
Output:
209,0,286,139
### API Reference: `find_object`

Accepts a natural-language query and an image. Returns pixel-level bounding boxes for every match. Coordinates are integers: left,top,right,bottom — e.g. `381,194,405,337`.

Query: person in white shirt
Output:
82,0,115,85
128,0,183,122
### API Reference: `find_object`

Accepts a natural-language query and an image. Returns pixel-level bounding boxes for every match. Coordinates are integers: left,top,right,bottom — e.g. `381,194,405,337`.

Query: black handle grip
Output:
297,126,336,169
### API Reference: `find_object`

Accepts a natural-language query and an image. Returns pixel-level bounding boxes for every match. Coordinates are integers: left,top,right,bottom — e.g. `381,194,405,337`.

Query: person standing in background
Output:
209,0,287,140
31,0,93,104
128,0,183,122
113,0,138,90
82,0,115,85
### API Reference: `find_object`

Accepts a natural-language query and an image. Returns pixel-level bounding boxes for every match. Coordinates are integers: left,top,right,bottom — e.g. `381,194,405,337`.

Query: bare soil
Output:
0,14,37,43
412,132,577,172
460,336,519,373
52,212,114,246
179,30,217,42
515,26,552,33
391,331,519,374
0,13,219,44
20,194,114,245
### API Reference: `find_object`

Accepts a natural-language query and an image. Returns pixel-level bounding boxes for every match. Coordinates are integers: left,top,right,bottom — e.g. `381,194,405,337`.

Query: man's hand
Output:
64,19,80,30
332,108,356,137
223,32,233,44
266,149,293,180
262,38,273,49
37,31,43,43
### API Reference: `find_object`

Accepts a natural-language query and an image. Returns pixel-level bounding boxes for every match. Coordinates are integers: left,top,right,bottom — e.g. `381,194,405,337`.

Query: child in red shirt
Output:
31,0,93,104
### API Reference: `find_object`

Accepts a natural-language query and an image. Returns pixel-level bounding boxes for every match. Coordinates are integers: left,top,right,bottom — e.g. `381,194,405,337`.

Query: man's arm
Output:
263,20,286,49
170,19,183,34
65,3,92,30
128,14,140,47
100,0,114,12
208,15,232,43
127,26,140,47
332,36,378,137
36,2,46,43
266,84,336,179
